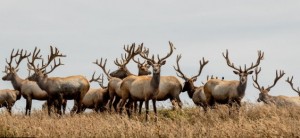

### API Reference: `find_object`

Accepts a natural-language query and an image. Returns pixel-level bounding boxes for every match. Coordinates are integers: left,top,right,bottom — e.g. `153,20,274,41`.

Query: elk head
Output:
252,67,285,104
140,41,174,75
2,49,31,81
132,57,151,76
109,43,144,79
27,46,66,81
174,54,208,93
223,49,264,85
286,76,300,97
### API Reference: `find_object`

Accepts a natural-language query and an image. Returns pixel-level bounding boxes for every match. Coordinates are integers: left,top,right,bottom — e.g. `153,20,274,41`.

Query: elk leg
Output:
62,99,67,115
76,97,82,114
125,99,133,118
47,98,53,116
152,99,157,122
7,103,13,115
139,101,143,115
145,100,149,121
27,98,32,116
25,98,29,116
113,96,120,112
176,96,183,109
133,101,138,114
57,94,63,115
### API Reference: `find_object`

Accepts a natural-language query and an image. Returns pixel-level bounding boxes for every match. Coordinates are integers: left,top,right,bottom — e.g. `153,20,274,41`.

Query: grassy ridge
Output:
1,104,300,137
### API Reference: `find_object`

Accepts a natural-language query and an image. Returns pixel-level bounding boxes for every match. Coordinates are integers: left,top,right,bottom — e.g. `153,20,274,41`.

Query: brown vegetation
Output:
1,103,300,137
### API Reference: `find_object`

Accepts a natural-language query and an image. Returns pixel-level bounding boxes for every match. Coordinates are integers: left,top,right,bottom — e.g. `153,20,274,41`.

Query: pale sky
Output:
1,1,300,112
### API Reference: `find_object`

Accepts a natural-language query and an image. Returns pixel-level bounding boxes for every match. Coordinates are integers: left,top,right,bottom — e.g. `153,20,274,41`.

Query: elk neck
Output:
35,76,49,91
11,73,25,91
151,72,160,91
184,82,196,99
237,80,247,98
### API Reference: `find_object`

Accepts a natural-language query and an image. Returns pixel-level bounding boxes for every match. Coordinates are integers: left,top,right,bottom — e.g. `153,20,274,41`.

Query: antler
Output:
286,76,300,94
40,46,66,72
94,58,111,80
222,49,241,71
6,49,19,70
14,49,31,69
27,47,42,71
252,67,263,91
132,57,146,66
173,54,188,81
265,70,285,91
157,41,174,63
223,49,264,72
114,43,144,67
191,57,209,80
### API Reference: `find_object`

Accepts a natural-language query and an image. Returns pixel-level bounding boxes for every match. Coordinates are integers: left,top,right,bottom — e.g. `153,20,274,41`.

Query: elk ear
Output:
248,70,254,74
233,71,239,74
192,78,197,82
160,60,166,65
147,60,154,66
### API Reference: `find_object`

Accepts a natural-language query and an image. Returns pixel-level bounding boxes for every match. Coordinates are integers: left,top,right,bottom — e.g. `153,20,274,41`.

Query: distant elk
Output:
94,43,147,112
27,46,90,115
252,67,299,106
2,49,67,115
204,49,264,111
119,42,174,121
174,54,209,110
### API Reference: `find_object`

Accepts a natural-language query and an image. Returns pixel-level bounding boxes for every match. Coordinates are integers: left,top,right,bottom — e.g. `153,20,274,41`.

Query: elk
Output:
27,46,90,115
119,42,174,121
252,67,297,106
204,49,264,110
0,89,20,115
80,72,110,112
286,76,300,97
94,43,148,112
2,49,67,115
174,54,209,110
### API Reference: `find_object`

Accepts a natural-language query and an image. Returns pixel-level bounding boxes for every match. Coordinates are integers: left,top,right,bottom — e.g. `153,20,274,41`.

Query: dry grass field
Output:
1,103,300,137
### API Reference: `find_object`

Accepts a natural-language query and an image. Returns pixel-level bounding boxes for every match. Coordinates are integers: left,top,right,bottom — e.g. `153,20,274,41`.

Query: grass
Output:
0,103,300,137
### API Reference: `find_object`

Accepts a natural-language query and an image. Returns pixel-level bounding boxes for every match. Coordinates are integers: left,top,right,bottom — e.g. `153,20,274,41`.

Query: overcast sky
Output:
1,0,300,112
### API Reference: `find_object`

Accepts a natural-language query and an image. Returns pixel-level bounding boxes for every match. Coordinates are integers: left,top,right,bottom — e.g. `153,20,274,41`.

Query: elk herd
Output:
0,43,300,121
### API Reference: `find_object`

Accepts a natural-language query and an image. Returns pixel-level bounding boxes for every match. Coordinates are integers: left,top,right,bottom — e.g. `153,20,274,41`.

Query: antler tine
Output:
191,57,209,79
252,67,263,91
28,47,42,70
157,41,174,63
266,70,285,91
3,66,9,74
93,58,111,79
173,54,188,81
222,49,240,71
40,46,66,71
132,57,145,66
286,76,300,94
6,49,20,69
14,49,31,69
245,50,264,72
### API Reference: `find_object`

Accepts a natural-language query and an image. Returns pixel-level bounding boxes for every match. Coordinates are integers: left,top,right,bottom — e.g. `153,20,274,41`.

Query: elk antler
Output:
94,58,111,80
14,49,31,69
223,49,264,72
27,47,42,71
40,46,66,73
5,49,19,70
252,67,263,91
157,41,174,64
173,54,189,81
114,43,144,67
191,57,209,80
286,76,300,94
265,70,285,91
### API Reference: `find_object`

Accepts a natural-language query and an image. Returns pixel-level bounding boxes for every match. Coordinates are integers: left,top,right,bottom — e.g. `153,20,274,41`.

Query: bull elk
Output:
204,49,264,111
252,68,298,106
174,54,209,110
27,46,90,115
119,42,174,121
